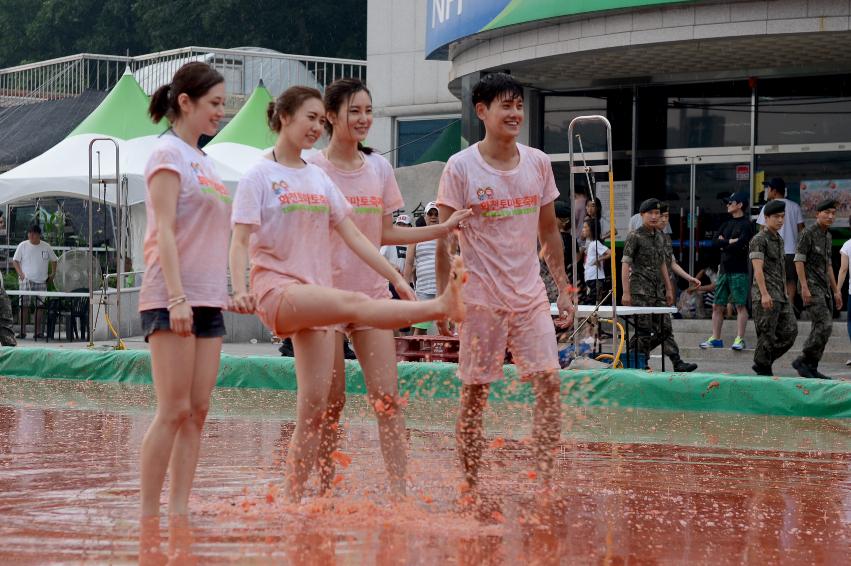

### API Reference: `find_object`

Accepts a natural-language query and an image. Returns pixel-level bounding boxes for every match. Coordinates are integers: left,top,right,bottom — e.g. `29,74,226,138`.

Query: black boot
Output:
672,359,698,373
809,361,833,380
752,363,773,376
278,338,294,357
792,357,816,379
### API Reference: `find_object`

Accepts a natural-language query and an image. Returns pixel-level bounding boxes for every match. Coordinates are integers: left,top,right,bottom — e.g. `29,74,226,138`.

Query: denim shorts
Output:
140,307,226,342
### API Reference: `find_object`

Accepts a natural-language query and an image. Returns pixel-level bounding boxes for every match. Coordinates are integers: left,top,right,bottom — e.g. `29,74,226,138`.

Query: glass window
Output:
396,118,460,167
756,151,851,227
757,75,851,146
542,91,632,154
637,82,751,149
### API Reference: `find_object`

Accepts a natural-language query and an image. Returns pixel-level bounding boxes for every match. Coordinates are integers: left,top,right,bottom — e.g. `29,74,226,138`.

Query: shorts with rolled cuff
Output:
140,307,225,342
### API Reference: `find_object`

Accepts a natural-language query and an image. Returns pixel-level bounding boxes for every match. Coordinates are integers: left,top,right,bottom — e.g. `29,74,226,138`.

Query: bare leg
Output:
352,328,408,497
139,333,197,518
711,305,723,339
275,256,466,336
456,383,490,490
531,371,562,482
316,334,346,494
167,337,222,516
736,305,748,339
284,329,336,502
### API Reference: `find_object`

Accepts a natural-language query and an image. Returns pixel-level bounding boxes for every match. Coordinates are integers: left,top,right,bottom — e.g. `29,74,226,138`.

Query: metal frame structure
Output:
88,138,121,348
0,46,367,108
567,115,618,359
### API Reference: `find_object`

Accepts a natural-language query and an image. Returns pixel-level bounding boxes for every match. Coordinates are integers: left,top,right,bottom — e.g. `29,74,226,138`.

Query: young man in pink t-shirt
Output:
435,73,574,495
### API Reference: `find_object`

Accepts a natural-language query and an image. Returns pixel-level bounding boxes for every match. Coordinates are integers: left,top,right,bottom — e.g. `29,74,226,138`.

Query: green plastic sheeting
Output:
69,70,166,139
0,348,848,419
207,83,276,150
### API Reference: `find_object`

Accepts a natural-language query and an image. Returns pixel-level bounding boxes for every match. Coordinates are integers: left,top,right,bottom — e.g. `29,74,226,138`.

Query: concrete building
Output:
368,0,851,274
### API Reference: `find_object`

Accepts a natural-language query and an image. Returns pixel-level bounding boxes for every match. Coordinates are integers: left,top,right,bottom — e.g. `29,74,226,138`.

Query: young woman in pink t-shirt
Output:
138,63,253,537
307,79,470,497
228,86,466,502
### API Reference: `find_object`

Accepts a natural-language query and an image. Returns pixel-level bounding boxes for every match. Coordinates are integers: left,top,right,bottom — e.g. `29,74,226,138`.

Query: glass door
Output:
636,156,752,274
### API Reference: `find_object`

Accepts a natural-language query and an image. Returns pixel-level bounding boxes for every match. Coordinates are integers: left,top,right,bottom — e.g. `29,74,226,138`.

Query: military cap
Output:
638,198,662,214
816,198,838,212
763,199,786,216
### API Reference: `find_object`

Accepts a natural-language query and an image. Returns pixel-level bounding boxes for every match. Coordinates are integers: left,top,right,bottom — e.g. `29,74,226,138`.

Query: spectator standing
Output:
836,217,851,367
581,218,610,305
404,202,439,335
792,198,842,380
756,177,804,310
13,224,58,339
700,192,754,351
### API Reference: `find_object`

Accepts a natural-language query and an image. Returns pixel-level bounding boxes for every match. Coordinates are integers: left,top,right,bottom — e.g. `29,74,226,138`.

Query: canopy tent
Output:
206,81,318,172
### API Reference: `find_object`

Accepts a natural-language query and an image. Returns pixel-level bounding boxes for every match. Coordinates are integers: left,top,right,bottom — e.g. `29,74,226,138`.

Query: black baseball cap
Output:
762,177,786,193
724,191,749,205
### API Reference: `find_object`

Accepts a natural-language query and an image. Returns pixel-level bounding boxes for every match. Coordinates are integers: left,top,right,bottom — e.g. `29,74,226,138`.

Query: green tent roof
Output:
208,83,276,149
69,68,166,139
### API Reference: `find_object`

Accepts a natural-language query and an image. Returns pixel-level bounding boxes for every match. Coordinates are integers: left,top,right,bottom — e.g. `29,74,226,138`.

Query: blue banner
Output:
426,0,511,60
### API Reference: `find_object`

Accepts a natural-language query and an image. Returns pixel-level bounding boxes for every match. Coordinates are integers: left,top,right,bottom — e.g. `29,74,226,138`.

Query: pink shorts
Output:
255,284,333,339
458,302,559,385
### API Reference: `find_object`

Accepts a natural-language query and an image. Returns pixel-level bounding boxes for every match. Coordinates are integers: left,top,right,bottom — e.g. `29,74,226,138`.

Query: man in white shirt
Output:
13,224,58,339
756,177,805,308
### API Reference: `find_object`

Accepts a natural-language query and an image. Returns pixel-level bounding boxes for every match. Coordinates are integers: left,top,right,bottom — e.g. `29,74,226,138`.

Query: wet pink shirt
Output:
139,135,232,311
307,151,403,299
231,158,352,304
437,142,559,311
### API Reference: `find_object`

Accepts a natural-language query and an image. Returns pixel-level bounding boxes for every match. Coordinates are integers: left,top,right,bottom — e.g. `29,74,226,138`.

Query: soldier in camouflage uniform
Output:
749,199,797,375
622,198,697,372
0,285,16,347
792,198,842,380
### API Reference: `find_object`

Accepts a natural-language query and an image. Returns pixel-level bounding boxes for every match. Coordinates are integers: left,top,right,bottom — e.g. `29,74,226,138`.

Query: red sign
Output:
736,165,750,181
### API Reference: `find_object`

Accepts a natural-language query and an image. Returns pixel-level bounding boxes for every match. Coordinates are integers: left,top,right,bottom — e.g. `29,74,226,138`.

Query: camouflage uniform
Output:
795,224,834,365
623,226,678,363
0,285,17,346
749,229,797,369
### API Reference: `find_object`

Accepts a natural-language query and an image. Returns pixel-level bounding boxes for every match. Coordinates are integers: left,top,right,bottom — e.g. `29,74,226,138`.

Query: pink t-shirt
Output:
437,143,559,311
231,158,352,304
307,151,404,299
139,135,232,311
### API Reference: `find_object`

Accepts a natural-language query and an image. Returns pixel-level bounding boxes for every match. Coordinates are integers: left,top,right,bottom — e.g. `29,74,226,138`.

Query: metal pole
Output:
567,116,618,364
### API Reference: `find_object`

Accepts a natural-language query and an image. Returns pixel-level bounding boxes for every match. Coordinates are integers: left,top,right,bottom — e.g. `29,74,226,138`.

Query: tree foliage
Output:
0,0,366,67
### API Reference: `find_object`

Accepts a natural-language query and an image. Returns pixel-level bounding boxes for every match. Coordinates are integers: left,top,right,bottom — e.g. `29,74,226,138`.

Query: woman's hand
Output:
169,302,193,337
229,291,256,314
443,208,473,231
393,277,417,301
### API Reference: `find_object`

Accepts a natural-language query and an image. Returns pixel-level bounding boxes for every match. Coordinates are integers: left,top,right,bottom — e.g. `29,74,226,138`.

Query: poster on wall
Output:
800,180,851,227
595,180,633,241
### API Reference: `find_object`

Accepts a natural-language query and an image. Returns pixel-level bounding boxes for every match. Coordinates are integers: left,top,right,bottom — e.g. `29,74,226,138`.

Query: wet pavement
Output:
0,377,849,564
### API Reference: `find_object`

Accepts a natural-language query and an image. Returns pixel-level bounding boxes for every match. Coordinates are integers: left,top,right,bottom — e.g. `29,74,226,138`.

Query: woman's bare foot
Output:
440,255,467,323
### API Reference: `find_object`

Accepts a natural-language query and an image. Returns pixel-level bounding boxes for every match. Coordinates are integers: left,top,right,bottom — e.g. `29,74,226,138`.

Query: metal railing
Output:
0,46,367,108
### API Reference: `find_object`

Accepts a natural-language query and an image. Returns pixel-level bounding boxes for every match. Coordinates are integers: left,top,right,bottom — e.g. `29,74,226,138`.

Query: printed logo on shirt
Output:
347,195,384,215
476,187,495,201
191,162,231,203
270,180,329,214
479,194,541,217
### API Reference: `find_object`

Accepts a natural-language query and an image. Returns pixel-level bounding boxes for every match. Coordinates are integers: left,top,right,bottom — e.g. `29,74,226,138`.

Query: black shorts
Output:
140,307,226,342
784,254,797,283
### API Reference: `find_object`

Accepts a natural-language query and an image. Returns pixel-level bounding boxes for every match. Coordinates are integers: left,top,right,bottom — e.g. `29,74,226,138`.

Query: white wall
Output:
367,0,461,157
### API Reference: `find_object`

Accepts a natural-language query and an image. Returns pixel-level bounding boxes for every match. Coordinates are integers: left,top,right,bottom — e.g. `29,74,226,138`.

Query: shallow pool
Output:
0,377,848,564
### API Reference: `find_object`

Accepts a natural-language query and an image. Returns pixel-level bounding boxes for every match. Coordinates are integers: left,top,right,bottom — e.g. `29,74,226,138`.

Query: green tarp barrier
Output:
0,348,848,419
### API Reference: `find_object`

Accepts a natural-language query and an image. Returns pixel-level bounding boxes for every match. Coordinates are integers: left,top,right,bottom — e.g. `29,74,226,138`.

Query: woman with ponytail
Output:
228,85,467,502
138,62,251,531
306,78,470,497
